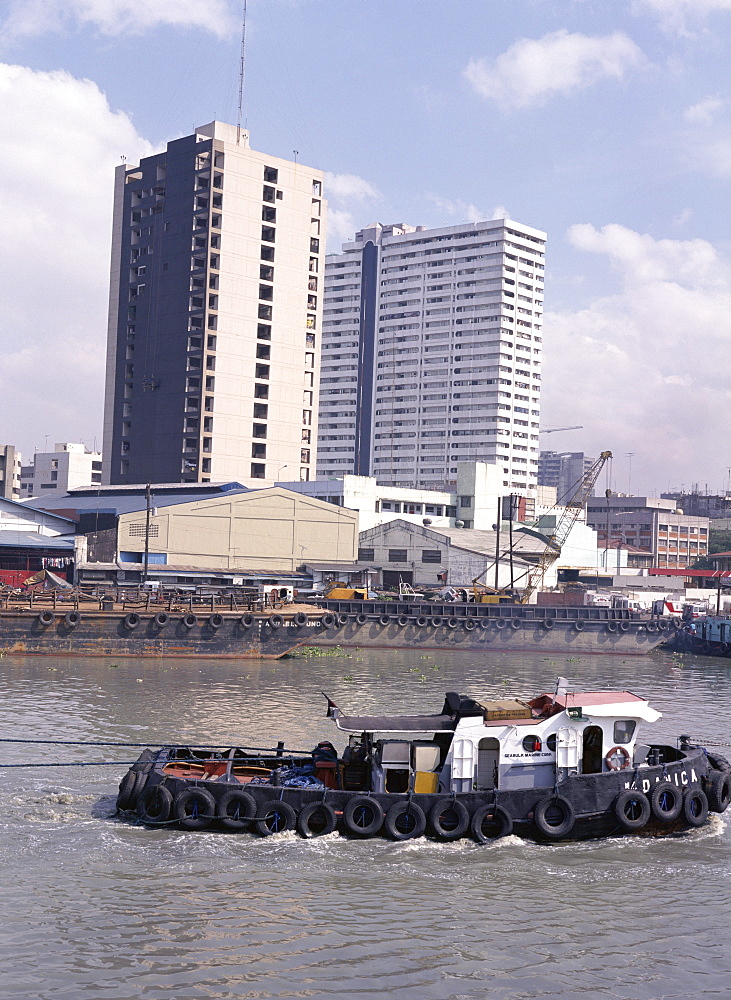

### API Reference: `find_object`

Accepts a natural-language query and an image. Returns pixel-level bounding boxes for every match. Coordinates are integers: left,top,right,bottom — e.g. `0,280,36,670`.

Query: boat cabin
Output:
332,690,662,794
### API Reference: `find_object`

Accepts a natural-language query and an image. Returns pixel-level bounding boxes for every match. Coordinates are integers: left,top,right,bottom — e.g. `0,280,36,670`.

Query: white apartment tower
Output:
317,219,545,490
103,122,325,486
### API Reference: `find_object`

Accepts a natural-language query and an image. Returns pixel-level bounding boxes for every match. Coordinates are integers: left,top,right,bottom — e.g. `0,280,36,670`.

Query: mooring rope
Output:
0,739,312,754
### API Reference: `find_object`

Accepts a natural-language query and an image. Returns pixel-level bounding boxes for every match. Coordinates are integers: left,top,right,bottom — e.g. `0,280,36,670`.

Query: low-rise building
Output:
20,443,102,499
585,495,709,570
0,496,76,586
32,481,357,589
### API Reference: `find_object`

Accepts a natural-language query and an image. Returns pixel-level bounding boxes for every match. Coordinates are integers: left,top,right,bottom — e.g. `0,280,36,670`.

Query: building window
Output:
264,166,278,183
300,467,310,481
389,549,408,563
263,185,275,203
262,226,276,243
253,423,267,438
262,206,276,223
422,550,442,563
252,443,266,459
256,343,270,359
254,403,268,419
255,383,269,399
460,496,473,508
301,448,310,464
258,304,272,320
257,324,271,340
251,463,266,478
310,237,320,253
255,364,270,379
261,245,275,262
260,264,274,281
358,548,375,561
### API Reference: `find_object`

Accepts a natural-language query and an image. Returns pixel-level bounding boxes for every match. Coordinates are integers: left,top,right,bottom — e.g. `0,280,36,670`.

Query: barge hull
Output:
308,601,670,655
0,611,321,659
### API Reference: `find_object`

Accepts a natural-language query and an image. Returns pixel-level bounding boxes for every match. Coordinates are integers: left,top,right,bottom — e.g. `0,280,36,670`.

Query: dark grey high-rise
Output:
103,121,325,486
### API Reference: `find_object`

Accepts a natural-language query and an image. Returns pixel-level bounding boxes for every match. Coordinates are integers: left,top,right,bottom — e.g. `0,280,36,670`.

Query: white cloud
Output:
324,172,381,202
428,195,486,224
638,0,731,34
464,31,645,111
1,0,234,39
543,223,731,492
323,172,381,251
684,96,724,124
0,63,154,456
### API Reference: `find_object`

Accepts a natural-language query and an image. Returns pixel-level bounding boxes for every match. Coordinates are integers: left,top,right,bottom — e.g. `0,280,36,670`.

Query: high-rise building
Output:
103,121,325,487
538,450,596,503
317,219,545,491
0,445,21,500
19,443,102,498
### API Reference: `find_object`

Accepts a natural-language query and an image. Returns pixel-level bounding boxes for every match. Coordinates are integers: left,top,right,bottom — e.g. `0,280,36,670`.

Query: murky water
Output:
1,644,730,999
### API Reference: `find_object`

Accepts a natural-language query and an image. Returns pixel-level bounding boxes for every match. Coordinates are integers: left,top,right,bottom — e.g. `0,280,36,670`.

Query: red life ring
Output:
605,745,631,770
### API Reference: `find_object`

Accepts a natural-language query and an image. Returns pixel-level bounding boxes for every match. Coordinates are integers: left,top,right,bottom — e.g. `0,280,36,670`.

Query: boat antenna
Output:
551,675,570,711
237,0,247,145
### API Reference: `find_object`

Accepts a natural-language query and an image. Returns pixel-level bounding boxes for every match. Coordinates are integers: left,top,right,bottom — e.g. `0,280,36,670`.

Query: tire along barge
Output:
117,686,730,842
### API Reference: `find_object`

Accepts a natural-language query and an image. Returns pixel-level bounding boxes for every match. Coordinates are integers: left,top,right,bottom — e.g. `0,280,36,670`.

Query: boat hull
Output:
0,610,322,659
118,745,724,843
308,601,670,655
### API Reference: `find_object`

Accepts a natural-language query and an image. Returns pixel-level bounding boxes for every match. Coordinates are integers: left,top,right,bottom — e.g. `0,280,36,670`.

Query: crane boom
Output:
541,425,583,434
519,450,612,604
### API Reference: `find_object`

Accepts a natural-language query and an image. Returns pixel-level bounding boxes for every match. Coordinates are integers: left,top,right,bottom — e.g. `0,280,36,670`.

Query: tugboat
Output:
116,683,731,842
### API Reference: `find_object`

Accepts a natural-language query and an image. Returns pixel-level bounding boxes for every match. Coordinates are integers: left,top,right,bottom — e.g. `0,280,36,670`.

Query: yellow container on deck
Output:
414,771,439,793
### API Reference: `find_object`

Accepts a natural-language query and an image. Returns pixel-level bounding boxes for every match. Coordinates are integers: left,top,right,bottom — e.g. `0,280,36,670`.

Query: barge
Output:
116,685,729,842
307,599,673,655
0,606,325,659
666,615,731,658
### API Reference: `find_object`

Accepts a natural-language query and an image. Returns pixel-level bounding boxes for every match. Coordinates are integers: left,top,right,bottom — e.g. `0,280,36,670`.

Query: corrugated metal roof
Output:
0,531,75,550
31,487,251,517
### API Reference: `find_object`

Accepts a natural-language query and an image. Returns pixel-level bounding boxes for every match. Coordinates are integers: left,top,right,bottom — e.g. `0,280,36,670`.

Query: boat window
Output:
613,720,636,744
522,734,542,753
546,733,557,752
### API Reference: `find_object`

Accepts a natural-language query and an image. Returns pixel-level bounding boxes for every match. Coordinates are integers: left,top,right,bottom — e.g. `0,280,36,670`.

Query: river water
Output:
1,644,730,1000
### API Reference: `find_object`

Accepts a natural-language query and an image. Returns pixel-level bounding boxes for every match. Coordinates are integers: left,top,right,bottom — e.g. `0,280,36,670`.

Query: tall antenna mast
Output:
237,0,247,144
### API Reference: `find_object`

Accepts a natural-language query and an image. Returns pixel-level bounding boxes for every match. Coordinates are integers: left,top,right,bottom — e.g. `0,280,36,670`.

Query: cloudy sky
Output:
1,0,730,495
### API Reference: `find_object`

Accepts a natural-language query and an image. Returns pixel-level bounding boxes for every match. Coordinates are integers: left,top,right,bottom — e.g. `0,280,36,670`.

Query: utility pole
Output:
143,483,151,585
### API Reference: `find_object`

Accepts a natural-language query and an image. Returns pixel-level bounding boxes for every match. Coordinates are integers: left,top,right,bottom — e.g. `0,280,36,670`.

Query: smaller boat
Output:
116,683,731,842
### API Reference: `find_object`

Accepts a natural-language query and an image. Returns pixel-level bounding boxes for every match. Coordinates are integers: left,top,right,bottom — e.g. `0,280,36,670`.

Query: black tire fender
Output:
607,621,618,633
154,612,169,627
683,787,709,827
321,612,336,628
415,616,428,627
240,613,255,628
613,790,650,831
707,770,731,813
337,613,349,626
384,800,426,841
646,622,658,633
428,798,470,840
342,796,384,837
464,619,476,631
495,619,507,629
123,612,140,631
182,613,197,628
543,618,555,630
173,787,216,830
650,781,683,822
38,610,55,626
658,619,669,631
355,613,368,625
397,615,409,627
510,619,521,630
446,618,459,629
619,621,631,632
296,801,337,838
294,611,309,626
471,804,513,842
430,616,443,628
378,615,390,626
269,614,284,629
533,795,575,839
208,613,223,630
480,618,491,629
217,790,256,831
116,770,140,811
65,611,80,628
574,620,585,631
254,800,297,836
136,783,173,824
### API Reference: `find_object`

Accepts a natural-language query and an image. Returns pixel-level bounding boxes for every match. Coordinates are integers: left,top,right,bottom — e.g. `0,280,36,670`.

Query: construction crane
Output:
519,450,613,604
540,425,583,434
